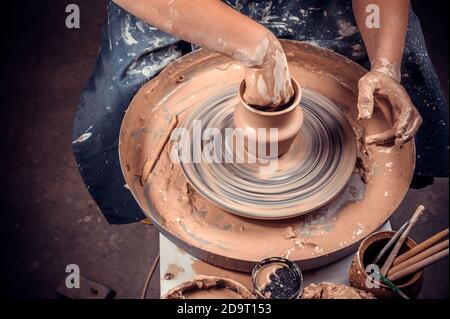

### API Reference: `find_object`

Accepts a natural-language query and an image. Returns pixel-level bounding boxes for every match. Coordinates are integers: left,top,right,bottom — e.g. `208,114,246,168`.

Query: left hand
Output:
357,71,423,146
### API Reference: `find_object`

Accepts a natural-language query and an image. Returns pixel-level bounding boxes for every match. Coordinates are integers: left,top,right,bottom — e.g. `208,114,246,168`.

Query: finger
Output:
357,77,378,120
395,134,413,146
243,89,272,107
392,91,413,136
368,73,419,144
280,81,295,105
395,113,423,146
365,128,396,145
280,93,291,106
376,76,414,134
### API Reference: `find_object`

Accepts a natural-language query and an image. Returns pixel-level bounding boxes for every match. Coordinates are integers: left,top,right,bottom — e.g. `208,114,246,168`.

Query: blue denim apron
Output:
73,0,449,223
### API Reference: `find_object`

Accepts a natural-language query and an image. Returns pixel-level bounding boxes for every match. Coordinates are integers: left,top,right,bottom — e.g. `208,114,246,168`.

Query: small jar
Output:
349,231,424,299
252,257,304,299
234,78,303,158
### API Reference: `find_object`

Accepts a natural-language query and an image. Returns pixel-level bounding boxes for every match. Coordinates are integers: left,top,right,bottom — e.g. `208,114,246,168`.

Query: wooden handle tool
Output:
387,239,449,276
388,248,449,282
140,115,178,186
380,205,425,276
393,228,449,266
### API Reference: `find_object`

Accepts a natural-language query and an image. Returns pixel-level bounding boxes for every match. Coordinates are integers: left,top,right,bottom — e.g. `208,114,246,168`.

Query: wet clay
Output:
191,260,253,290
190,260,373,299
254,263,285,291
234,78,303,157
183,287,244,299
163,275,255,299
180,85,356,219
301,282,375,299
119,41,416,271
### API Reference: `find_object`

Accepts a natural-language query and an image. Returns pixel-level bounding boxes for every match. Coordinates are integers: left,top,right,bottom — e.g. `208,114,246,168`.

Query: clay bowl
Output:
234,77,303,157
162,275,256,299
349,231,423,299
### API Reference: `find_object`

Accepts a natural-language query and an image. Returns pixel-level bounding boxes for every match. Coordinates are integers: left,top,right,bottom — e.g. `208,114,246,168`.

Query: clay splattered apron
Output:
73,0,449,224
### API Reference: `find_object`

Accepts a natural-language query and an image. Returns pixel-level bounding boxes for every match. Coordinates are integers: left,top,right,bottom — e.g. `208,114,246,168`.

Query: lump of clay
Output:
301,282,375,299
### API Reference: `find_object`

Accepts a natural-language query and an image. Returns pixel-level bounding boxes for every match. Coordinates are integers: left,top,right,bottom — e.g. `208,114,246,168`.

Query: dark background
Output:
0,1,448,299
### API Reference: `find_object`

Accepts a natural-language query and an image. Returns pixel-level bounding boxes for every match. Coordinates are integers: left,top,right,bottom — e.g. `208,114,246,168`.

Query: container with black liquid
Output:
252,257,304,299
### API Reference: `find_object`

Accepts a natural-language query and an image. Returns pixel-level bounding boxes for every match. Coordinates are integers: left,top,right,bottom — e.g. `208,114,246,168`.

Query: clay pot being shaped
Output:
234,78,303,158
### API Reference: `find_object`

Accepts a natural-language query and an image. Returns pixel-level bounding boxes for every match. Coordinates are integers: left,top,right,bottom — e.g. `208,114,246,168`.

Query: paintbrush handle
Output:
388,248,449,282
380,205,425,276
393,228,449,266
373,221,409,265
387,239,449,276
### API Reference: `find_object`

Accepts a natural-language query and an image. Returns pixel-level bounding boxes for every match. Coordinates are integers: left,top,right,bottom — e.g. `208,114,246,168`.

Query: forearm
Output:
113,0,276,67
353,0,410,80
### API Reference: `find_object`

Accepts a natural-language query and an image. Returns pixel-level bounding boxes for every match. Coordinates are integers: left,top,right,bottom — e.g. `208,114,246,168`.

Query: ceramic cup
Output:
234,78,303,158
349,231,424,299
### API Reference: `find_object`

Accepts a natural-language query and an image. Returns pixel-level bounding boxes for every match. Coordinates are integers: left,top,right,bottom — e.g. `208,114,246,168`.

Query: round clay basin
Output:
119,41,415,272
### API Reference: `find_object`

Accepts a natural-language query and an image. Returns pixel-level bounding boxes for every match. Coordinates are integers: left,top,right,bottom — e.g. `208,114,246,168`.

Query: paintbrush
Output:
388,239,449,276
373,221,409,265
388,248,449,282
379,205,425,276
392,228,449,266
375,272,410,299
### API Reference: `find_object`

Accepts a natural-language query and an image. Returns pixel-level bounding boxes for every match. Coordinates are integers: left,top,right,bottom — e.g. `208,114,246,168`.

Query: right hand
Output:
113,0,294,108
242,37,294,109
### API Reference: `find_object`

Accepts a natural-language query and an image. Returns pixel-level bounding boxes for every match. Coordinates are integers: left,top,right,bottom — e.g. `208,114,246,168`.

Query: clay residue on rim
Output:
119,41,416,270
254,263,285,292
191,260,253,290
162,275,255,299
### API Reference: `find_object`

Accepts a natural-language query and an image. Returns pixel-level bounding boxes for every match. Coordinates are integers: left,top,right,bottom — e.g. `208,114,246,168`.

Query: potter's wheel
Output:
119,41,416,271
178,86,356,219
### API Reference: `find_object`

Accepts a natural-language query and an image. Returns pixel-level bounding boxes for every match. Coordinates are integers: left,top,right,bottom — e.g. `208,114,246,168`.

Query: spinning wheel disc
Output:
179,86,357,219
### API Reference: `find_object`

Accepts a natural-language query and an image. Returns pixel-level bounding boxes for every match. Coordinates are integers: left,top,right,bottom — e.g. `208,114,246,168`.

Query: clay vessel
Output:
162,275,256,299
349,231,423,299
251,257,304,299
234,78,303,158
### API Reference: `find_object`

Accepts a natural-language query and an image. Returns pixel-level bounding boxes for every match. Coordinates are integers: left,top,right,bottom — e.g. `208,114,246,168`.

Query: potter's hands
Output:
357,70,422,146
242,36,295,109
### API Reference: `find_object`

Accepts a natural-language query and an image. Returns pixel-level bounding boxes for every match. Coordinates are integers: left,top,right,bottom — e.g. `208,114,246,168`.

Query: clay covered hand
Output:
112,0,294,109
241,34,295,109
357,60,422,146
